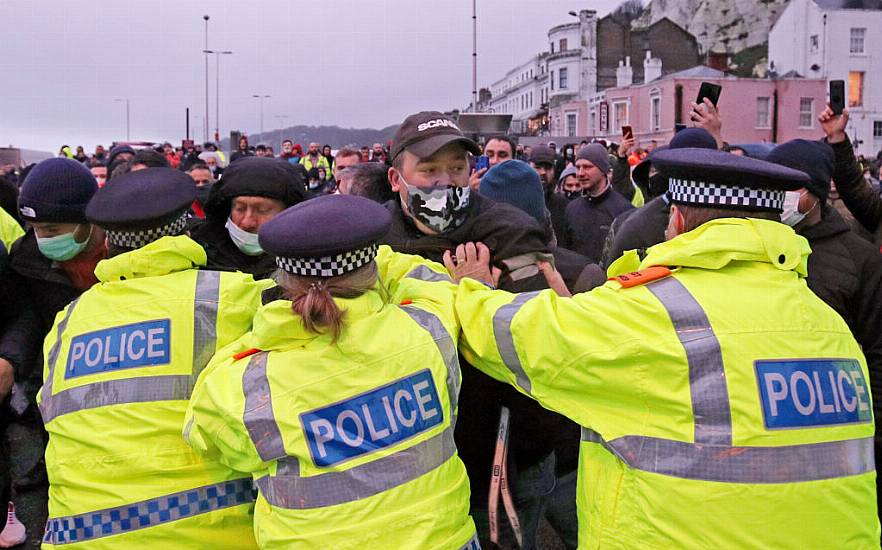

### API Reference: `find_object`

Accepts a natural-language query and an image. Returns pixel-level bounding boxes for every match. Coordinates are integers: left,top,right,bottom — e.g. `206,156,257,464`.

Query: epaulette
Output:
608,266,672,288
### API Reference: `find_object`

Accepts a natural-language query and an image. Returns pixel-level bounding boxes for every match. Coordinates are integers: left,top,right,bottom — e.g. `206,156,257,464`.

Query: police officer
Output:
39,168,266,548
450,148,879,547
185,195,479,549
189,157,308,279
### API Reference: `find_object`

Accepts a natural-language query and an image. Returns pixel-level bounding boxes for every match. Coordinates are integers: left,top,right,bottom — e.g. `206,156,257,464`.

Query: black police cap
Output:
86,167,196,230
651,148,810,212
259,195,392,278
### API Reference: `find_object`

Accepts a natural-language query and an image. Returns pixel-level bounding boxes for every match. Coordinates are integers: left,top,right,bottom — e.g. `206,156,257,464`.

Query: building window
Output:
799,98,814,128
849,71,864,107
874,120,882,138
613,101,629,133
850,28,866,54
756,97,771,128
810,35,819,53
560,38,568,52
551,71,555,91
550,42,555,54
590,111,597,133
650,95,661,132
559,68,568,90
566,113,577,137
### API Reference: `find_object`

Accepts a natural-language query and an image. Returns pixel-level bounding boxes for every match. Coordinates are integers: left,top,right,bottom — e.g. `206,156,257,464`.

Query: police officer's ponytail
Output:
275,261,379,342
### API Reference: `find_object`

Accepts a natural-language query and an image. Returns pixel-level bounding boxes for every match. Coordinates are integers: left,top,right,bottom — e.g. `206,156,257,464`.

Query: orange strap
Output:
609,266,672,288
488,406,522,548
232,348,262,360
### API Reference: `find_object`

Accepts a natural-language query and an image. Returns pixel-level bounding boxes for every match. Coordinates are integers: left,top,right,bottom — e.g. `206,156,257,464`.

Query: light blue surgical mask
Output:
225,217,264,256
36,226,91,261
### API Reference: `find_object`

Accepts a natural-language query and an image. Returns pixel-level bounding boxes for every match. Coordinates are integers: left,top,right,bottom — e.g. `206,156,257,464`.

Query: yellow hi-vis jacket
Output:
0,207,24,254
185,246,478,550
37,236,269,549
455,218,879,549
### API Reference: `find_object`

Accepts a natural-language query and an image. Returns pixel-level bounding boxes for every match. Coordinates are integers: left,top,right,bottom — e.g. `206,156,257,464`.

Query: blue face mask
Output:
225,217,264,256
36,226,91,261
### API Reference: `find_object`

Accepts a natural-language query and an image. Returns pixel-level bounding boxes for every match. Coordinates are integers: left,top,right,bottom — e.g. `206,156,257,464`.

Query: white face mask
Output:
780,191,805,227
225,217,263,256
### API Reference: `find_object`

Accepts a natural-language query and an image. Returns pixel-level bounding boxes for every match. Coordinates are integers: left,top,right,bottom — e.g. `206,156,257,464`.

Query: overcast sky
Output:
0,0,621,152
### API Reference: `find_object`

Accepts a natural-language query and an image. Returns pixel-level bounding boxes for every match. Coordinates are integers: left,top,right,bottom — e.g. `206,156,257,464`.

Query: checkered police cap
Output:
106,211,189,249
667,178,786,211
276,244,378,278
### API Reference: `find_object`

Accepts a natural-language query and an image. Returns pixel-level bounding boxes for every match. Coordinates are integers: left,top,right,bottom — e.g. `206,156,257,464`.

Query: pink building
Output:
549,66,828,147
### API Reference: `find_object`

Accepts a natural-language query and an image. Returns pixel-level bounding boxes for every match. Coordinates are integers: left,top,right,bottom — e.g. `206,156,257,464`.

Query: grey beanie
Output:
575,143,611,173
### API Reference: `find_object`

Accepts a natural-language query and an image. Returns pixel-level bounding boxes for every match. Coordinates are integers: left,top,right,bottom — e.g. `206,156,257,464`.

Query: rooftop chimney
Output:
644,50,662,83
616,56,633,87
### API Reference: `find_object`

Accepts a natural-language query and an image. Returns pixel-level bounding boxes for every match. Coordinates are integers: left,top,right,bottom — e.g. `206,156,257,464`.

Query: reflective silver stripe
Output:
42,478,254,545
406,264,454,284
38,298,80,419
603,435,875,484
39,272,223,424
40,375,193,424
492,291,542,395
647,277,731,446
192,270,220,378
242,352,286,462
256,426,456,509
400,305,461,420
459,532,482,550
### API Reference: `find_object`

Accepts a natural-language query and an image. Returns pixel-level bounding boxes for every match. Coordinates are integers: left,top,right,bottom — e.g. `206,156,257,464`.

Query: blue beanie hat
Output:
480,160,546,224
18,158,98,223
766,139,833,202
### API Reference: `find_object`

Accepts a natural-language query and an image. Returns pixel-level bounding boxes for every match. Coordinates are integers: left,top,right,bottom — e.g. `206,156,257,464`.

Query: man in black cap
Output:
38,167,265,548
530,144,571,248
2,159,107,534
450,148,878,548
189,157,308,279
564,143,634,263
601,128,718,267
382,110,573,549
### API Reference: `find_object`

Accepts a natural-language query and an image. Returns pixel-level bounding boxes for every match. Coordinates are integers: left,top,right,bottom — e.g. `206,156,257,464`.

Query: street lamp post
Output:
252,94,271,143
472,0,478,111
114,98,130,141
204,49,233,143
203,15,210,143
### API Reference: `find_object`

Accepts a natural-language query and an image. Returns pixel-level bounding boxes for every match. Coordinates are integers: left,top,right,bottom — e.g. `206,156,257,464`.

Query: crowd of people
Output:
0,100,881,549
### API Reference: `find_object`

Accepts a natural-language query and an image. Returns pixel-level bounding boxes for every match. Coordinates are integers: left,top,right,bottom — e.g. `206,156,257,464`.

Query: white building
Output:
479,10,599,136
768,0,882,155
487,54,548,134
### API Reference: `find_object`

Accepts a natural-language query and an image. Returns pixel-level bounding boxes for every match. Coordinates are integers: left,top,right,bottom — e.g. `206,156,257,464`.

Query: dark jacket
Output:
381,195,577,502
830,137,882,234
610,153,635,202
382,194,553,292
601,195,670,267
565,185,634,264
800,206,882,420
0,246,37,382
4,231,83,386
188,220,277,279
546,187,572,249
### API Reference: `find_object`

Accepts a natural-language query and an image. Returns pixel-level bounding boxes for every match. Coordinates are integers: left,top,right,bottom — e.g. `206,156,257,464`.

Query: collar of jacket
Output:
250,287,387,350
94,235,208,282
609,218,809,278
799,204,849,242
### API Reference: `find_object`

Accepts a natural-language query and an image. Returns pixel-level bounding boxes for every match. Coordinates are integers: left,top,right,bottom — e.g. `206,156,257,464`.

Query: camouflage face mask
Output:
401,175,471,233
